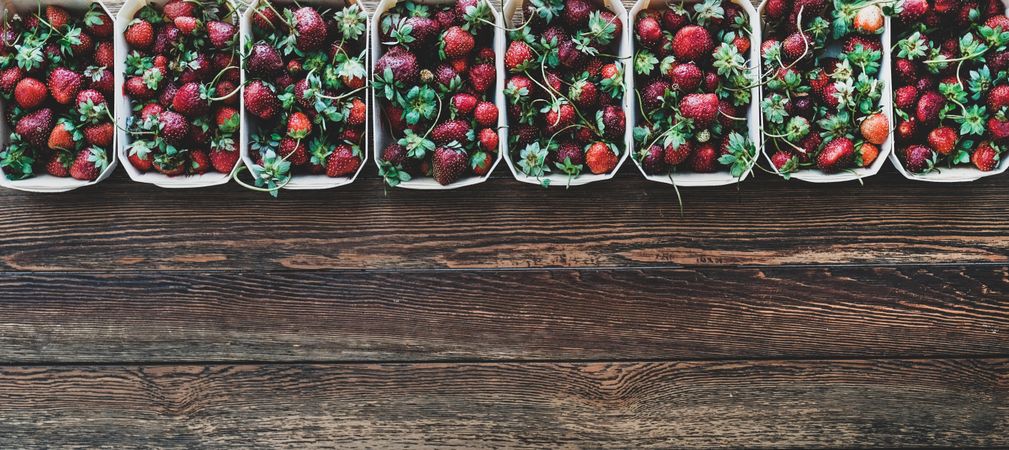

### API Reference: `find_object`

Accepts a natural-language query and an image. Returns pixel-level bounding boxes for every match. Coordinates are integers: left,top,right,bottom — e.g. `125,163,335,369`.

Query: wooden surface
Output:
0,0,1006,448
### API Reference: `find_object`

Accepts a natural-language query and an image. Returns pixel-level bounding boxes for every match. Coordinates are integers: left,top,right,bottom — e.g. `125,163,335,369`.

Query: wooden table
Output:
1,0,1007,448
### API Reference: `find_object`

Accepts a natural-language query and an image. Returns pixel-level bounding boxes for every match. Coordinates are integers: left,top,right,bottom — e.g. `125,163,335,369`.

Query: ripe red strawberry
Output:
279,138,309,166
821,83,840,108
927,126,957,155
293,7,327,51
172,82,209,116
210,148,239,173
140,103,164,121
452,93,478,116
770,150,794,171
287,112,313,139
252,4,282,30
468,63,495,92
569,79,599,109
894,85,919,111
158,111,190,146
375,47,420,84
432,146,468,185
14,77,47,109
327,144,362,177
244,80,282,120
348,98,366,126
669,63,703,93
85,7,113,37
585,142,618,174
783,32,810,62
860,113,889,145
934,0,956,13
544,102,576,134
636,15,662,47
972,141,1000,171
562,0,594,28
69,147,106,181
601,105,625,140
766,0,790,19
478,128,498,152
817,137,855,173
48,122,75,151
916,91,945,124
45,5,70,30
505,41,533,72
163,0,197,20
0,67,23,94
214,107,240,133
124,77,153,100
16,108,53,147
48,68,83,105
679,93,719,127
84,123,113,147
986,15,1009,31
894,58,918,84
174,16,200,35
128,143,153,172
687,143,718,173
125,19,155,49
189,149,211,174
988,116,1009,140
896,118,919,141
898,0,929,24
474,101,498,127
470,151,493,176
664,142,692,166
671,26,714,62
442,26,474,58
93,41,114,68
432,120,470,145
46,151,70,177
989,85,1009,111
207,21,237,48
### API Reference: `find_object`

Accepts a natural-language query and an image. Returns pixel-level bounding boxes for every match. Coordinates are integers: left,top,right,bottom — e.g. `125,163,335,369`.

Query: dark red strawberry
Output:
989,85,1009,111
244,80,282,120
326,144,362,177
16,108,53,147
84,123,114,148
640,145,666,174
636,15,662,47
48,68,83,105
375,46,420,84
432,120,470,145
249,42,284,76
568,79,599,109
474,101,498,127
0,66,22,94
989,116,1009,140
894,85,919,111
46,151,70,177
442,26,474,58
452,93,478,116
69,147,106,181
679,93,719,127
669,63,702,92
279,138,309,166
544,102,575,134
172,82,209,116
601,105,625,140
783,32,810,62
432,146,468,185
562,0,594,28
85,6,113,37
973,141,1000,171
468,63,495,92
671,25,714,62
898,0,929,24
688,143,719,173
293,7,327,51
163,0,197,20
158,111,190,146
14,77,47,109
664,142,692,166
210,148,239,173
916,91,945,124
207,21,237,48
125,19,155,49
817,137,855,173
189,149,211,174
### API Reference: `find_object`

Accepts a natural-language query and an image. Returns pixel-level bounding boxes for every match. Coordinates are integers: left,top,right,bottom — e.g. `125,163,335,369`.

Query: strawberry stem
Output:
666,172,684,218
315,85,368,101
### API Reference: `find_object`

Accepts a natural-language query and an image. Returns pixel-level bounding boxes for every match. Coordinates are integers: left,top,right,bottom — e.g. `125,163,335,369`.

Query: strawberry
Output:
989,85,1009,111
375,47,420,84
988,116,1009,140
252,5,283,30
470,151,493,176
45,5,70,30
94,42,114,68
293,7,328,51
783,32,810,62
125,19,155,49
770,150,795,171
348,98,367,126
858,143,880,168
327,144,361,177
468,63,496,93
69,147,107,181
174,16,200,35
854,5,884,34
279,138,309,166
894,59,918,84
927,126,957,155
215,107,240,133
442,26,475,59
664,142,692,166
972,141,1000,171
860,113,889,145
679,93,719,127
897,0,929,24
452,93,478,116
636,16,662,47
569,79,599,109
601,105,625,140
478,128,498,152
916,91,945,124
671,25,714,62
48,121,76,151
164,0,198,20
14,78,47,109
669,63,702,92
432,120,470,145
84,123,114,148
287,112,313,139
209,148,239,173
563,0,594,28
817,137,855,173
986,15,1009,31
190,149,211,174
85,7,113,38
554,142,585,167
894,85,919,111
432,147,468,185
207,21,237,48
0,67,23,95
544,102,576,134
128,143,154,172
244,80,282,120
896,118,919,141
639,145,666,174
158,111,190,146
505,41,534,72
585,142,618,174
766,0,790,19
46,151,70,177
843,35,881,54
474,101,498,127
172,82,209,116
47,68,83,105
688,143,719,173
16,108,53,147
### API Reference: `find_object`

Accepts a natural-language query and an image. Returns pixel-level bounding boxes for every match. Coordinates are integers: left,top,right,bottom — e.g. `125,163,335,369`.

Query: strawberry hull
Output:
115,0,242,189
888,0,1009,182
239,0,370,191
501,0,633,187
370,0,506,190
629,0,762,187
0,0,117,193
756,0,894,183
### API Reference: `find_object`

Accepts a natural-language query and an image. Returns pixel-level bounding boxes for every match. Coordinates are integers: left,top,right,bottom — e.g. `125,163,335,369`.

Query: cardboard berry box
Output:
888,0,1009,182
629,0,762,187
240,0,370,191
501,0,633,187
0,0,117,193
115,0,243,189
757,0,894,183
370,0,506,190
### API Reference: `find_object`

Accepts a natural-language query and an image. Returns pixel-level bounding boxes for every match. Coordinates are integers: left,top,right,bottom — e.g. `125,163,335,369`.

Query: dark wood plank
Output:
1,358,1006,448
2,266,1007,363
2,168,1009,271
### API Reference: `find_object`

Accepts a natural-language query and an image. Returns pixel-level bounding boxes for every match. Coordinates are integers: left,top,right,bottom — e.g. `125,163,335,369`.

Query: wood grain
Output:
1,266,1008,364
1,358,1007,448
3,170,1009,271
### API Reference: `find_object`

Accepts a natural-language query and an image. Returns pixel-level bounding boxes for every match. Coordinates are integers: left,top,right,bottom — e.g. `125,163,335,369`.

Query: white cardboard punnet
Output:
115,0,242,188
629,0,762,187
370,0,505,190
756,0,894,183
240,0,370,190
0,0,117,193
889,0,1009,182
501,0,632,187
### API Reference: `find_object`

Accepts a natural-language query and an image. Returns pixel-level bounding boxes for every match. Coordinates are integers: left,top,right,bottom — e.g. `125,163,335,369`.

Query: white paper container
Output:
756,0,893,183
115,0,242,188
0,0,117,192
889,0,1009,182
501,0,632,187
240,0,370,190
629,0,761,187
370,0,505,190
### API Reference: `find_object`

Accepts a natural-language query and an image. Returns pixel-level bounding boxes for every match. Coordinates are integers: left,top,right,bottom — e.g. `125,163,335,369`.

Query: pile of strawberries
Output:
892,0,1009,174
375,0,499,187
632,0,757,179
504,0,625,187
244,1,368,194
761,0,890,176
0,3,114,182
123,0,240,177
